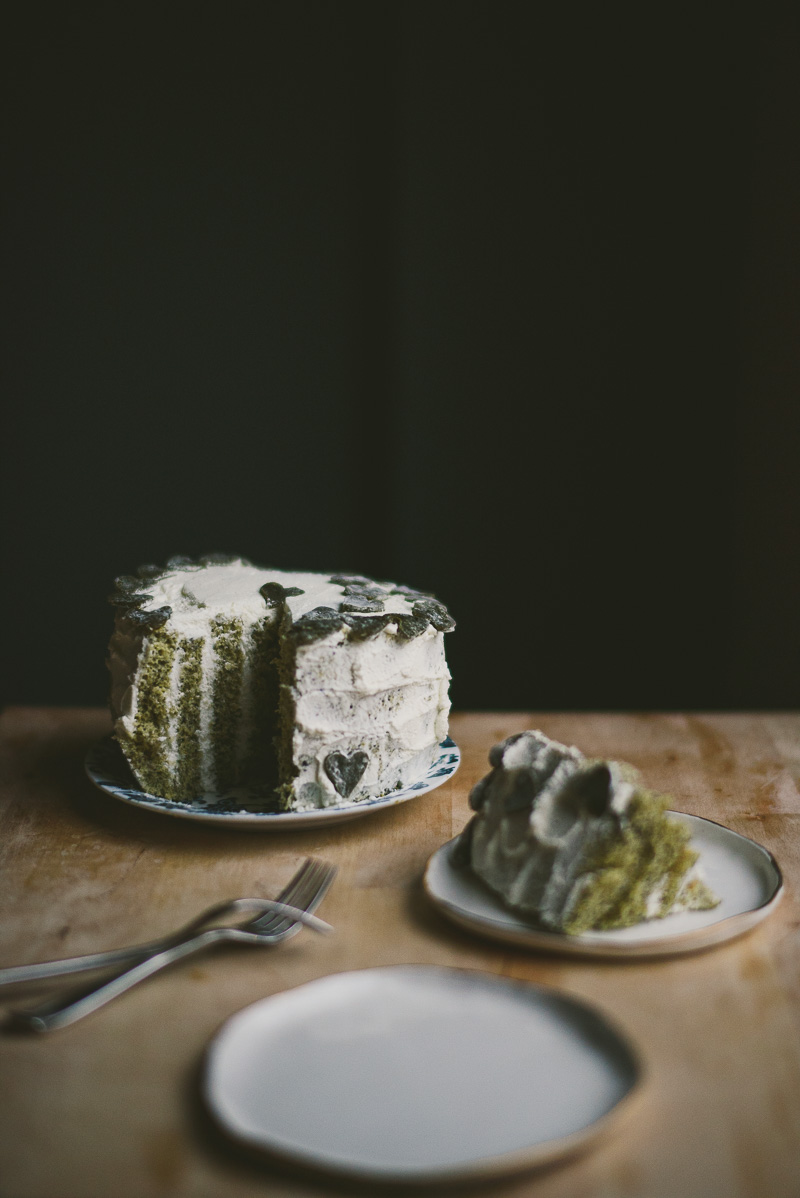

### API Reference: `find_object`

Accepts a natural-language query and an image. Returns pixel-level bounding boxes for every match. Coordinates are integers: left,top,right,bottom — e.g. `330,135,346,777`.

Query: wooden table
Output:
1,708,799,1198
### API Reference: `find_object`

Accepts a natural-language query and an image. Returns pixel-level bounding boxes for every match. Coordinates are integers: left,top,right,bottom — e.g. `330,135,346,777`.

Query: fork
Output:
9,859,337,1033
0,857,329,987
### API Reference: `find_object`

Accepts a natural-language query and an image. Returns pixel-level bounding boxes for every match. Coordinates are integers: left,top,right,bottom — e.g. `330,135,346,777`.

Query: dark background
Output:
3,5,799,711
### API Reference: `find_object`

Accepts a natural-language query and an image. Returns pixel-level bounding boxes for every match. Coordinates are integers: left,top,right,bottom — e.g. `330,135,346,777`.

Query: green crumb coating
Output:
244,617,280,785
656,842,698,915
211,616,244,792
274,782,296,813
276,679,297,787
563,791,696,935
175,637,203,797
118,627,178,798
676,875,719,911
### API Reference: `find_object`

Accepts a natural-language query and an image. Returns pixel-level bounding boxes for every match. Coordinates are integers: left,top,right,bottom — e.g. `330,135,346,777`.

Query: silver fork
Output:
0,857,329,987
9,859,337,1033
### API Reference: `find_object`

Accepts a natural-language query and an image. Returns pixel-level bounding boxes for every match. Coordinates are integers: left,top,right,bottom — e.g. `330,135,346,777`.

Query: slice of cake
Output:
459,730,718,934
107,555,453,810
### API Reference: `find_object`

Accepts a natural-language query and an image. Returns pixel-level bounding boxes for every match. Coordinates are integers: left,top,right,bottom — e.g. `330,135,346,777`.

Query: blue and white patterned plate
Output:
85,737,460,829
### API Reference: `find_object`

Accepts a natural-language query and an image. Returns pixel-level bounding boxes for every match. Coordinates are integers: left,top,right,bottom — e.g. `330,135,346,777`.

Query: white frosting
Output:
107,559,451,807
197,630,217,791
142,563,367,629
645,878,666,919
290,624,450,808
138,562,419,628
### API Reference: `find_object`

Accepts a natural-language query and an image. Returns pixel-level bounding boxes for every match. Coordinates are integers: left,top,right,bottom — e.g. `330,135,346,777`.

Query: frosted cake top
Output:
108,555,455,643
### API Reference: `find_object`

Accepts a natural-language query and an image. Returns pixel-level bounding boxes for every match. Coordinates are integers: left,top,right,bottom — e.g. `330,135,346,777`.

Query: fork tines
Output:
252,858,337,937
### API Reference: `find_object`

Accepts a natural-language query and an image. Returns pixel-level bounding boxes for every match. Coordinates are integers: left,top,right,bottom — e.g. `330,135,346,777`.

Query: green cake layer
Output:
175,637,203,798
562,790,717,934
117,627,178,799
210,616,245,793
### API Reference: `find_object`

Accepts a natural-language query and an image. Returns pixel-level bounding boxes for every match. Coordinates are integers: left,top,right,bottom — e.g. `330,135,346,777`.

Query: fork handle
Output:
9,900,332,1033
0,942,167,987
0,896,330,988
10,929,222,1032
0,901,238,987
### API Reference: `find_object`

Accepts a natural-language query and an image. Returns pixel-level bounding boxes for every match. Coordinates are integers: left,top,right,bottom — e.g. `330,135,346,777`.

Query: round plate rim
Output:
424,813,784,959
84,736,460,829
202,963,645,1184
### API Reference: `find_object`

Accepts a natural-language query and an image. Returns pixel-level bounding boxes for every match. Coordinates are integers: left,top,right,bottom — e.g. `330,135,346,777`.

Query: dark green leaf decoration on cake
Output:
260,581,306,607
136,564,166,581
290,606,345,644
201,552,249,566
166,555,195,569
342,613,393,640
114,574,145,594
342,584,386,600
391,584,435,600
329,574,381,587
412,598,456,632
341,596,385,613
123,605,173,631
394,611,431,640
324,749,369,797
108,591,154,610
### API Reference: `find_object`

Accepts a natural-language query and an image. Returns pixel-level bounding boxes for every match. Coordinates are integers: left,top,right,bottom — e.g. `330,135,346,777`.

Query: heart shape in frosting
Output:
324,750,369,798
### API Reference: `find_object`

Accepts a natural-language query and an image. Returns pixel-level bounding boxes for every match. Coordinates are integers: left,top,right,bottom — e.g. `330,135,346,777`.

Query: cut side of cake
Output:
460,730,718,934
107,555,453,811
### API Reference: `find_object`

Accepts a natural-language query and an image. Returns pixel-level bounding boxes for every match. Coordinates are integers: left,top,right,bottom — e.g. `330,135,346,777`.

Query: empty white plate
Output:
424,813,783,958
204,966,642,1183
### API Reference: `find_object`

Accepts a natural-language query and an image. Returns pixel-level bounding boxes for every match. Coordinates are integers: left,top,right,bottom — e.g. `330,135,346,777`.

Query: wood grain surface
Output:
1,708,799,1198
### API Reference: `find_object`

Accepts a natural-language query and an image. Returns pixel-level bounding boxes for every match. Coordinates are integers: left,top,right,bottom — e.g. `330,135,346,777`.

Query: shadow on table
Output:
403,871,728,975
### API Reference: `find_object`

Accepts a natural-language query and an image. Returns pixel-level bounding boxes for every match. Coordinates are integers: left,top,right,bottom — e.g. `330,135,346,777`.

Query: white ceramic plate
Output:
204,965,642,1184
424,814,783,958
84,737,460,829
